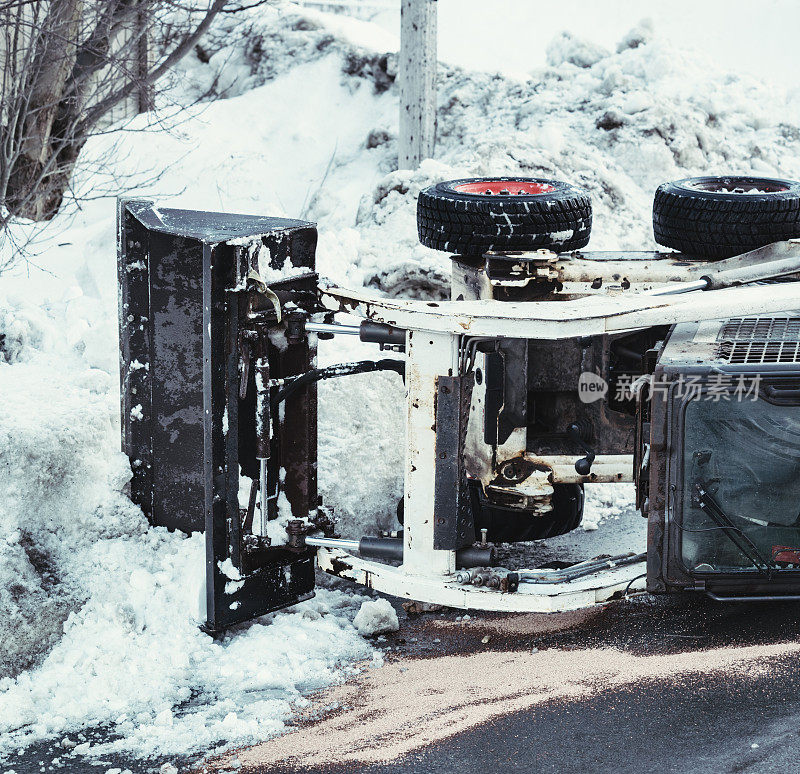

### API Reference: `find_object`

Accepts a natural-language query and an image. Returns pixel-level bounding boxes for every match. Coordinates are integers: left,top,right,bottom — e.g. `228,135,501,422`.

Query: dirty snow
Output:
1,0,800,764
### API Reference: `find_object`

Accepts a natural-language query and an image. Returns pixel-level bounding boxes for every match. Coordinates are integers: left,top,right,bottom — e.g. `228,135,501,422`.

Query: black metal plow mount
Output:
118,198,325,633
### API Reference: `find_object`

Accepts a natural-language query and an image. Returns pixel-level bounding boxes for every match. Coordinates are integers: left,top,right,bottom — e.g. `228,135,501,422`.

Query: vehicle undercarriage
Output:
117,175,800,632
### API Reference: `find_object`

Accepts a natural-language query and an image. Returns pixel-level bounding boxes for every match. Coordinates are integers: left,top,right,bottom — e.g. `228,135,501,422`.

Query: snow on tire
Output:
417,177,592,254
653,176,800,260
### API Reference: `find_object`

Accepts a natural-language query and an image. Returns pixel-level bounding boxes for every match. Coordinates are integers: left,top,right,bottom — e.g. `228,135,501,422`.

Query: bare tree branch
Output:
78,0,228,134
0,0,231,248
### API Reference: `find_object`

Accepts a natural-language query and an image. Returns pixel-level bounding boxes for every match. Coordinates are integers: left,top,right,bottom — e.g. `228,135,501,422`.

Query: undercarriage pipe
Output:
305,536,495,569
518,552,646,584
305,320,406,347
305,321,361,336
305,536,360,552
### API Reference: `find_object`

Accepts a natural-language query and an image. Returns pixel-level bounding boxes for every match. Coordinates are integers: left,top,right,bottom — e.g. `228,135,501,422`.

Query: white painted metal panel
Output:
317,548,647,612
320,281,800,339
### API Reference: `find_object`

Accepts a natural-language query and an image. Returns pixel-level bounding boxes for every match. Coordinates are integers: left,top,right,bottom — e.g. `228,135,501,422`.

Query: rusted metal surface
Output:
484,340,528,446
403,330,460,576
451,255,637,537
521,454,632,484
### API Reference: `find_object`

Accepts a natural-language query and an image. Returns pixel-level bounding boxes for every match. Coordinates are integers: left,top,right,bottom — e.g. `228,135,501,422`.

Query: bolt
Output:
481,529,488,546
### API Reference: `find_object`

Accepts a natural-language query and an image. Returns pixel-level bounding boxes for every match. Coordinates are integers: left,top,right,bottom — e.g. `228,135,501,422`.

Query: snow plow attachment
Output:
117,199,319,633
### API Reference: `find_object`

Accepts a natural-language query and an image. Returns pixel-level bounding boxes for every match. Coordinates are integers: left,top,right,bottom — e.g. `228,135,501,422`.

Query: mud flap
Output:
117,198,318,633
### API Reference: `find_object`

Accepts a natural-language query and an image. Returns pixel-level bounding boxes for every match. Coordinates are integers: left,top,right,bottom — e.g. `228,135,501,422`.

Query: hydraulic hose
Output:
271,359,404,411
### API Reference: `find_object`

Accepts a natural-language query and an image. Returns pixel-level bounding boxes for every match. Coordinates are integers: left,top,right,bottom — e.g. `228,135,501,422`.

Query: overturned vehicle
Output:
117,175,800,633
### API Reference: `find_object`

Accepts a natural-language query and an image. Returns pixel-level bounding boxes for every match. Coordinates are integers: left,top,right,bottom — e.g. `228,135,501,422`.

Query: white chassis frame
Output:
314,245,800,612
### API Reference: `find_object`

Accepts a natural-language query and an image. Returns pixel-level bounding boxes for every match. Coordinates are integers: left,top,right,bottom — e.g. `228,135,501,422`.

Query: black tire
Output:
417,177,592,255
653,176,800,260
470,481,584,542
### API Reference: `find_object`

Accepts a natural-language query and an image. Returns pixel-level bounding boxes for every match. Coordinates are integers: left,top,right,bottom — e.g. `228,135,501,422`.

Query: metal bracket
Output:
433,374,475,550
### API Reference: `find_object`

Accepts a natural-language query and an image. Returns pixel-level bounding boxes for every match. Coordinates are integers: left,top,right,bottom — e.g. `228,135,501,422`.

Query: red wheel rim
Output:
452,180,556,195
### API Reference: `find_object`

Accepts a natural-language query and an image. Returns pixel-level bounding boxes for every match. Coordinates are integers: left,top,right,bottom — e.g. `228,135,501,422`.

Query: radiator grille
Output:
714,316,800,364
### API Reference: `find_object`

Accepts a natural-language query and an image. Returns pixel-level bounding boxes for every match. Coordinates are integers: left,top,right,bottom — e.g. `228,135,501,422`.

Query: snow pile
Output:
0,10,409,759
582,484,637,532
160,3,399,104
0,334,143,678
1,0,800,763
1,544,370,759
316,358,406,537
353,598,400,637
430,28,800,257
177,3,800,291
546,31,611,69
0,297,55,363
0,325,373,758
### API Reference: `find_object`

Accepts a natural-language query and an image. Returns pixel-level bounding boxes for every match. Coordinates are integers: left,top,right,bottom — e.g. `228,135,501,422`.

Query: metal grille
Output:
714,316,800,364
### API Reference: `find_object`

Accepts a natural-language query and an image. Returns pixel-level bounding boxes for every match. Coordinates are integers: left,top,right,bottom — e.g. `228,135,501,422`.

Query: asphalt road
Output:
275,659,800,774
237,593,800,774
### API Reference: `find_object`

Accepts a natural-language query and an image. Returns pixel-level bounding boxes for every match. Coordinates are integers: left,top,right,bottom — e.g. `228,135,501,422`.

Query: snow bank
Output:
0,310,373,759
1,534,371,758
0,10,410,760
2,0,800,763
0,339,142,678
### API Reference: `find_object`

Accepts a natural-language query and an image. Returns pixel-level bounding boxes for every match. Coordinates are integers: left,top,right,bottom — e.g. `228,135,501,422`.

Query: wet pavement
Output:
264,655,800,774
214,591,800,774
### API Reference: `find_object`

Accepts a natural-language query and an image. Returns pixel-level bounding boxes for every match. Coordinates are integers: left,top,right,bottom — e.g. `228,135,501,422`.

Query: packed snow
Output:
2,0,800,764
353,598,400,637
